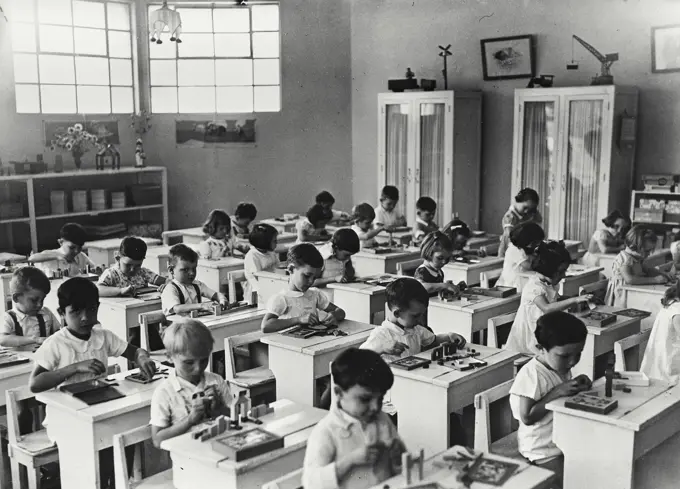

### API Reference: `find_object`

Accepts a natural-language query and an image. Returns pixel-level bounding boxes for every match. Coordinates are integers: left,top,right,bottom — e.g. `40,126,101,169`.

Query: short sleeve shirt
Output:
98,264,161,289
360,320,435,363
243,248,280,297
496,244,529,290
351,224,377,249
34,250,95,277
374,206,404,228
198,236,236,260
161,279,217,315
265,288,331,321
605,249,644,307
413,218,439,242
414,263,444,284
1,307,60,339
296,218,318,243
319,243,352,279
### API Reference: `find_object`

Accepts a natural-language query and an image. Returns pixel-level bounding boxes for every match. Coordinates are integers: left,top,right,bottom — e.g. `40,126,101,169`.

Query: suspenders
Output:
170,282,202,304
7,311,46,337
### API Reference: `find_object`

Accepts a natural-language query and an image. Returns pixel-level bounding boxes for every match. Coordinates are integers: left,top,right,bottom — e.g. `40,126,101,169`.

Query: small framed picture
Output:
480,35,536,80
390,356,431,371
467,457,519,486
652,25,680,73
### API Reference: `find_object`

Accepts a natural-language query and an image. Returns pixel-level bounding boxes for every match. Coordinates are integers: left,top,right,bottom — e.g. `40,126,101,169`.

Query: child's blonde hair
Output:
625,225,657,253
163,319,214,357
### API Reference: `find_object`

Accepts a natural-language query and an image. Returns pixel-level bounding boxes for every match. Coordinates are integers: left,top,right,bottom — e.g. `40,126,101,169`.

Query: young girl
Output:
496,222,545,290
670,229,680,272
443,218,486,259
640,281,680,382
414,231,461,296
351,203,384,249
499,188,543,257
605,225,672,307
505,241,592,355
243,224,280,303
198,209,247,260
582,210,630,267
296,204,332,243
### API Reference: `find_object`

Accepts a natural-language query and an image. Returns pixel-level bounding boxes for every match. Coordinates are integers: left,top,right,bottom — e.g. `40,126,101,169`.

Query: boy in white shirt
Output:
243,223,280,302
351,203,384,250
315,229,360,287
412,196,439,245
374,185,407,230
30,222,95,277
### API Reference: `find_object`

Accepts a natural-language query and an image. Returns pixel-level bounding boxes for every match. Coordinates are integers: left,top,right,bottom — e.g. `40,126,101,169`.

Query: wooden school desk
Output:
374,229,413,246
161,226,204,245
442,256,505,286
0,252,26,265
84,237,162,267
516,265,604,297
35,367,163,489
548,379,680,489
0,348,35,409
260,217,300,234
196,256,245,295
465,232,500,251
352,247,421,277
253,269,293,306
327,280,387,324
161,399,326,489
621,284,665,331
390,345,520,457
261,320,374,407
586,252,617,278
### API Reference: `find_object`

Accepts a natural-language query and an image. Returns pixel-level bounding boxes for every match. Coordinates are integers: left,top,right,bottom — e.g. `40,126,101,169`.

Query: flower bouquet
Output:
49,123,103,170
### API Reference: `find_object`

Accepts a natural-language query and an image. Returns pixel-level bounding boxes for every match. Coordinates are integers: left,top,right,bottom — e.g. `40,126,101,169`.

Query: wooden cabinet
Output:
511,86,638,244
378,91,482,229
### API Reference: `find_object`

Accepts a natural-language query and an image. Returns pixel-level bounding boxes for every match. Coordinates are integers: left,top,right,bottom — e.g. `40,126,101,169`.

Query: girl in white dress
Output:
582,210,629,267
641,281,680,383
496,221,545,291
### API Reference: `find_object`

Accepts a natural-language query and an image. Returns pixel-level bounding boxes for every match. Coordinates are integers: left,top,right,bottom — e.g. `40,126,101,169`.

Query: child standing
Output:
351,203,383,250
316,190,350,221
303,348,405,489
30,222,95,276
499,188,543,257
297,204,332,243
150,319,232,447
640,281,680,382
414,231,462,296
374,185,407,230
582,210,630,267
505,241,591,355
510,311,590,482
261,244,346,333
198,209,246,260
496,222,545,290
231,202,257,240
413,197,439,245
161,244,228,316
243,223,280,303
315,229,360,287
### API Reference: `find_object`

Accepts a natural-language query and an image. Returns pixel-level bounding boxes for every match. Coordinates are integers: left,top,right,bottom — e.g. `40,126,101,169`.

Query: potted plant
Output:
49,123,102,170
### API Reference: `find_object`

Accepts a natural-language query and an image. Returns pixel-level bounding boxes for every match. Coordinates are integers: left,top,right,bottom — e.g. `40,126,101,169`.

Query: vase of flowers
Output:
49,123,102,171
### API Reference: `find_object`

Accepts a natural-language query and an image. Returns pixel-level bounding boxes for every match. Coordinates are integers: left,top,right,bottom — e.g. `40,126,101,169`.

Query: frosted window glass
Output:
149,38,176,59
214,34,250,57
178,60,215,86
253,59,279,85
216,87,253,113
108,31,132,58
107,2,130,31
77,85,111,113
39,25,73,53
254,86,280,112
8,0,35,23
15,84,40,113
216,59,253,86
213,8,250,33
150,60,177,86
41,85,77,113
179,87,216,113
151,87,178,113
251,5,279,31
75,56,109,85
73,1,105,28
178,34,215,58
252,32,278,58
11,23,37,52
110,59,132,86
74,28,107,56
111,86,134,113
38,0,72,26
176,8,213,33
13,54,39,83
39,55,75,84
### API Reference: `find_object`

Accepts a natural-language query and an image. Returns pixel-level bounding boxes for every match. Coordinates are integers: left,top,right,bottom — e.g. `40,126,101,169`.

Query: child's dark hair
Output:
530,240,572,277
169,243,199,267
625,225,657,252
10,267,51,296
601,209,630,229
306,204,330,227
661,279,680,307
420,231,453,260
416,196,437,213
287,243,324,269
509,222,545,253
381,185,399,201
332,228,360,254
234,202,257,221
443,218,471,248
535,311,587,350
60,222,87,247
332,347,394,393
386,277,429,311
57,277,99,313
515,188,540,204
352,203,375,222
315,190,335,206
202,209,231,237
119,236,147,260
249,223,278,251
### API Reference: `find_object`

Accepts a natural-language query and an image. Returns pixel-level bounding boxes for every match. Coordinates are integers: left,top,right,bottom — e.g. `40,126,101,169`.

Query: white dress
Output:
640,302,680,383
496,244,529,291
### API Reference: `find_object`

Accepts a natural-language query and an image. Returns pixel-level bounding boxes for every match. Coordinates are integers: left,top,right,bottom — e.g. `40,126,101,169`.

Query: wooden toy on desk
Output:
431,346,444,361
564,393,618,414
230,390,252,430
402,449,425,485
211,426,284,461
605,355,615,397
583,310,617,327
614,308,652,319
466,286,517,299
391,356,432,371
192,415,230,441
248,403,274,424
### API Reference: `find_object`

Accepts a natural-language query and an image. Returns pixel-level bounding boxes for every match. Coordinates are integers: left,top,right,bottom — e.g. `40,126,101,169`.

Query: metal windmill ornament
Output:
438,44,452,89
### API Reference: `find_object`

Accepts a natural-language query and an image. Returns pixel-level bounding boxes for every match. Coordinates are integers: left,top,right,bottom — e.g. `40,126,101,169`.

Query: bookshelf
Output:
630,189,680,248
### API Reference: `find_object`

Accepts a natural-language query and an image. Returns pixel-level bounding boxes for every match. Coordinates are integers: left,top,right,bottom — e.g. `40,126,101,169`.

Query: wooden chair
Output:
6,387,59,489
160,230,183,246
227,270,247,304
614,330,652,372
263,468,303,489
112,425,173,489
480,268,503,288
138,311,169,364
224,332,276,402
473,379,521,459
487,312,531,376
396,259,423,277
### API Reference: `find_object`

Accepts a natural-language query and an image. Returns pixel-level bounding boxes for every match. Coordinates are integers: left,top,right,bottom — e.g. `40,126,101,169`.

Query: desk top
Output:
574,306,642,336
196,256,245,270
326,280,387,296
169,307,265,328
429,293,521,314
443,255,504,271
621,283,668,295
99,294,162,310
0,348,35,381
260,320,374,355
0,252,26,263
84,237,161,251
354,246,420,261
160,399,325,474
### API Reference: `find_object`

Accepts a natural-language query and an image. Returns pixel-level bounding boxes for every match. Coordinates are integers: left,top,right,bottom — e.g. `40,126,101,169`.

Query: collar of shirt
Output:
284,288,306,298
415,216,433,227
10,307,31,321
168,369,208,393
60,326,105,353
319,242,334,260
420,262,440,276
381,319,418,336
532,274,554,288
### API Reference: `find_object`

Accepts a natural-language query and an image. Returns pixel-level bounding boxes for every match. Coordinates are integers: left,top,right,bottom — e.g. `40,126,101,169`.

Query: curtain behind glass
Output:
419,103,446,226
385,105,409,217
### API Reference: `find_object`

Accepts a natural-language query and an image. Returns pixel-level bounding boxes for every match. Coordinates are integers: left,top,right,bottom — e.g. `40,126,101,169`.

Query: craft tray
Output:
466,286,516,298
60,379,125,405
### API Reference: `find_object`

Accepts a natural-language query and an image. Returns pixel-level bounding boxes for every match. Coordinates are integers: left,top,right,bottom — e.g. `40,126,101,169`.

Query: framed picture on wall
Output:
480,34,536,80
652,25,680,73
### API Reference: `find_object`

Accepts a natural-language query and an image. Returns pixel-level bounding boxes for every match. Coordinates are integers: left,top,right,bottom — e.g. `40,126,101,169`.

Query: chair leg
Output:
10,459,21,489
26,465,40,489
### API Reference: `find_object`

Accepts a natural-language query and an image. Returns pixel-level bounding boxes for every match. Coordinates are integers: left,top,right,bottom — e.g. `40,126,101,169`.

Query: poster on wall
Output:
44,120,120,147
480,34,536,80
652,24,680,73
175,120,256,147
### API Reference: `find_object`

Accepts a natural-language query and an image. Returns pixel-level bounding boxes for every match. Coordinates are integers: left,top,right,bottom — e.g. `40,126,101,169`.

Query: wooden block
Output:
391,356,432,371
211,428,284,461
584,311,617,327
564,393,618,414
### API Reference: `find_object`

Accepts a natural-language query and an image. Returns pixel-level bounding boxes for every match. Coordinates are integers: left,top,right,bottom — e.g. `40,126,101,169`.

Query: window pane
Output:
73,1,105,28
111,86,134,113
107,2,130,31
213,8,250,33
77,85,110,113
179,87,216,113
11,23,36,52
252,32,279,58
74,28,107,55
151,86,178,113
38,0,72,26
39,25,73,53
110,59,132,86
13,54,38,83
214,33,250,57
176,8,213,33
178,60,214,86
41,85,77,113
108,31,132,58
75,56,109,85
254,58,279,85
8,0,35,23
217,86,253,113
150,60,177,86
178,34,215,57
149,39,176,59
39,55,75,84
252,5,279,31
216,59,253,86
254,85,280,112
15,84,40,113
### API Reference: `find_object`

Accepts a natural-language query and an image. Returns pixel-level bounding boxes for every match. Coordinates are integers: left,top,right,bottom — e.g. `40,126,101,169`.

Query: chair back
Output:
396,259,423,277
473,379,518,455
263,468,303,489
614,330,652,372
227,270,248,304
480,268,503,288
487,312,516,349
113,424,173,489
224,330,268,383
5,386,34,445
138,310,168,353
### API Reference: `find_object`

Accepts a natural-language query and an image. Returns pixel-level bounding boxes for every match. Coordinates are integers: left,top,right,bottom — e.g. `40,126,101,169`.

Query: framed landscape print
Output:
480,34,536,80
652,25,680,73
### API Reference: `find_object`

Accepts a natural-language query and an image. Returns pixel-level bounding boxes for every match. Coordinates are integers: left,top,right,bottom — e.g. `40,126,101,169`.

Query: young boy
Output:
97,236,167,297
261,243,346,333
316,190,350,221
303,348,406,489
297,204,332,243
351,203,384,249
374,185,407,231
30,222,95,277
510,311,591,482
413,196,439,245
315,229,360,287
150,319,232,447
161,244,228,316
232,202,257,240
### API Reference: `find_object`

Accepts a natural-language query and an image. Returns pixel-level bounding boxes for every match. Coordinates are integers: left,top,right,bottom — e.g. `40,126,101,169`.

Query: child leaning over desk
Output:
198,209,247,260
315,228,360,287
350,203,383,250
499,188,542,257
581,209,629,267
30,222,95,277
316,190,351,221
414,231,464,297
496,221,545,291
243,223,280,303
297,204,332,244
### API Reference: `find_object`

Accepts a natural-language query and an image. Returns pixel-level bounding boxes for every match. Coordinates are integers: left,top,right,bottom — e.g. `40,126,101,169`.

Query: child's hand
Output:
388,438,406,469
218,294,229,308
34,337,46,345
447,333,467,348
655,275,668,284
351,443,384,467
321,314,337,327
573,374,592,391
384,341,408,356
444,282,461,295
477,247,488,258
299,311,319,326
577,294,594,303
120,285,136,297
551,379,584,398
72,359,107,376
188,397,207,425
136,352,157,380
200,302,215,312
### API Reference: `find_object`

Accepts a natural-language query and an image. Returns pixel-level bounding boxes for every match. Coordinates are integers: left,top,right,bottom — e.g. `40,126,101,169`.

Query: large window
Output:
148,3,281,114
9,0,135,114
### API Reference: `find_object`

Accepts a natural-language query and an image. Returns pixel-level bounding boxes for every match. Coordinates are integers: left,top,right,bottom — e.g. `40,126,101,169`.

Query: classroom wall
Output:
350,0,680,232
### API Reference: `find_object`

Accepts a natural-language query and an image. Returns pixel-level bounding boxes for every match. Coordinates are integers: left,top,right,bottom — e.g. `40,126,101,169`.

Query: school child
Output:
231,202,257,240
97,236,167,297
510,311,591,483
414,231,463,296
29,222,95,276
504,241,592,355
582,210,630,267
374,185,407,230
199,209,247,260
351,203,384,249
412,196,439,245
499,188,543,257
29,277,156,489
243,223,280,303
316,190,350,221
296,204,332,243
670,229,680,272
315,229,361,287
640,281,680,382
161,244,229,316
261,243,346,333
150,319,232,447
605,225,673,308
443,218,486,258
303,348,406,489
496,222,545,290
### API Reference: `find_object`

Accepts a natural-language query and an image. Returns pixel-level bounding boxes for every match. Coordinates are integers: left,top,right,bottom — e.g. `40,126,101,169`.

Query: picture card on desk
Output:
59,379,125,406
391,356,432,371
614,308,652,319
0,350,30,368
211,427,283,461
564,393,618,415
467,457,519,486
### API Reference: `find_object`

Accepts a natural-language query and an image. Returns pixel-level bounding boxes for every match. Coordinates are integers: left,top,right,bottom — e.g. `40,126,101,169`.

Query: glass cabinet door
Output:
417,101,449,227
383,103,410,219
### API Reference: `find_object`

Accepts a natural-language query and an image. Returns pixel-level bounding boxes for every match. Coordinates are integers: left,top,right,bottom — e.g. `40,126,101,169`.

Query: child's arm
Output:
29,360,107,393
120,345,157,379
534,294,590,314
595,236,623,254
261,311,317,333
428,332,467,349
363,226,384,240
418,280,459,296
516,379,584,425
28,250,62,263
151,397,206,448
323,302,346,323
171,301,213,315
621,264,667,285
0,333,43,347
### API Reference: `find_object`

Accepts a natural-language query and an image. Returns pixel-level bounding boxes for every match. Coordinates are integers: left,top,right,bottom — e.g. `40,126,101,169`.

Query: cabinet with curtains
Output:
377,91,482,229
511,86,638,244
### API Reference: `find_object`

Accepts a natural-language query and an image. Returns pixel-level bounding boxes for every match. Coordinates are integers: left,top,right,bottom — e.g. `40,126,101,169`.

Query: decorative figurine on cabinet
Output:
95,144,121,170
135,139,146,168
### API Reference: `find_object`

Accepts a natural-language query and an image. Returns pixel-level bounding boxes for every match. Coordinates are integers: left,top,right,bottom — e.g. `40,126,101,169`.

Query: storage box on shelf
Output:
73,190,89,213
631,190,680,228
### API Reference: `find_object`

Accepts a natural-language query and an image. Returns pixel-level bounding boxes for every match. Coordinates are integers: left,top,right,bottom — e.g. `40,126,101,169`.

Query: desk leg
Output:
268,347,317,407
51,423,100,488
